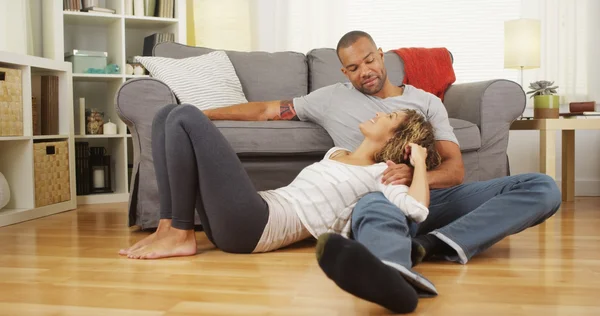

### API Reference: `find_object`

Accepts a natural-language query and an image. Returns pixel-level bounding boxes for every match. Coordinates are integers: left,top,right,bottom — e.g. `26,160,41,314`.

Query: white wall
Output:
190,0,252,51
0,0,28,54
0,0,43,57
507,0,600,196
29,0,44,57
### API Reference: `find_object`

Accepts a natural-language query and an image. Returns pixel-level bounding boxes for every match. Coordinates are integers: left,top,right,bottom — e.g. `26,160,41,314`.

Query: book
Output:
155,0,174,18
41,75,59,135
142,33,175,56
82,7,116,14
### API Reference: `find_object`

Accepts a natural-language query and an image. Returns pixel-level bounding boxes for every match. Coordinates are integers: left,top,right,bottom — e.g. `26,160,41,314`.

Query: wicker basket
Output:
0,67,23,136
34,140,71,207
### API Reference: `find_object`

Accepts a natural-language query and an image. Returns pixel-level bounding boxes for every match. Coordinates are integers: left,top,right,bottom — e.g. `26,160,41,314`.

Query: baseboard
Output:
555,180,600,196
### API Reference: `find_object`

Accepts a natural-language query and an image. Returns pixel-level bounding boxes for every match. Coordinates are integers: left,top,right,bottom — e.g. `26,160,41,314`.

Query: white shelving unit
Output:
41,0,186,205
0,51,77,227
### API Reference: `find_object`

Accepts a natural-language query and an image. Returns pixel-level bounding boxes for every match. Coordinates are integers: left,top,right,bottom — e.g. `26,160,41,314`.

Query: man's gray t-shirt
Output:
293,82,459,151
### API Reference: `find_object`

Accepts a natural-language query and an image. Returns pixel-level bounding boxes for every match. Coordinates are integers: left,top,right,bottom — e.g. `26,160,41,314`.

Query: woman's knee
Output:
165,104,210,128
152,103,179,126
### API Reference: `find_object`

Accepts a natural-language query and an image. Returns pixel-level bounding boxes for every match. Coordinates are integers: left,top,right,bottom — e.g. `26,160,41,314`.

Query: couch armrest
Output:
115,77,177,228
115,77,177,131
443,79,525,147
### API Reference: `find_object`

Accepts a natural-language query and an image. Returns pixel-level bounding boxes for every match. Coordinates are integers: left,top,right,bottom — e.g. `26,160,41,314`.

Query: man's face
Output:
338,37,387,95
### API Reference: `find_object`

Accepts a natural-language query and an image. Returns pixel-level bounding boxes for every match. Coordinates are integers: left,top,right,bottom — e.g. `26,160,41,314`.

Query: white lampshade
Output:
504,18,541,69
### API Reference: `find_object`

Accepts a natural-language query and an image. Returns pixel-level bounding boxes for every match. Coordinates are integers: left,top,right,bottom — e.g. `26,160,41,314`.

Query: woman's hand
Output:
406,143,430,208
407,143,428,167
382,143,428,185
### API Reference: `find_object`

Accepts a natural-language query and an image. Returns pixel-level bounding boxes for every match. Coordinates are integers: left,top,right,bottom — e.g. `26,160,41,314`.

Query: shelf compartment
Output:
73,80,125,136
125,26,179,62
74,137,127,199
63,16,124,78
0,140,34,210
30,71,72,136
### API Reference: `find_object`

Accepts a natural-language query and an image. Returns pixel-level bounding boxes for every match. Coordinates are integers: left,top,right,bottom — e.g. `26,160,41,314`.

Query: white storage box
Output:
64,50,107,74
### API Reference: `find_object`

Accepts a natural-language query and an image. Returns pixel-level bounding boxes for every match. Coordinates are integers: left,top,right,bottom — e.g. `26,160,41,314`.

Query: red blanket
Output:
392,47,455,101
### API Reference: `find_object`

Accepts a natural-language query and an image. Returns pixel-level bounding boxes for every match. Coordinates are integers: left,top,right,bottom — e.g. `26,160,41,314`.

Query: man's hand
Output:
382,161,414,186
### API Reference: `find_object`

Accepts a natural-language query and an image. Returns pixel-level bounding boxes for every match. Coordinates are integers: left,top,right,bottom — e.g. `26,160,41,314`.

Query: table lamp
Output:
504,18,541,87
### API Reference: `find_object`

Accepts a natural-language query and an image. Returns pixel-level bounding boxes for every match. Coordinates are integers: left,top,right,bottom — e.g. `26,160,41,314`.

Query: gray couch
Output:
116,42,525,230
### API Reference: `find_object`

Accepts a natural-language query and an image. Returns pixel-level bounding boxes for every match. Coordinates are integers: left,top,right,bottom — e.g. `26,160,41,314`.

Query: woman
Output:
119,104,440,259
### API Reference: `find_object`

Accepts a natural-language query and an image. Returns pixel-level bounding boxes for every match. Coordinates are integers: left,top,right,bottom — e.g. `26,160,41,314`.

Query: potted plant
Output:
527,80,560,119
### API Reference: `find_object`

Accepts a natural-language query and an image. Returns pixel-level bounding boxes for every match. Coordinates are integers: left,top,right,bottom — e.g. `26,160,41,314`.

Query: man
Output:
204,31,561,313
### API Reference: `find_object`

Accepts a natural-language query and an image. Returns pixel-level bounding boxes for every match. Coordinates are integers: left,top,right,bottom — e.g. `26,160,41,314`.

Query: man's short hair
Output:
336,30,377,57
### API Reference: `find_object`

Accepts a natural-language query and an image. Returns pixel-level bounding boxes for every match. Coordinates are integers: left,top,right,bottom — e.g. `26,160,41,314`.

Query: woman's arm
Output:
379,183,429,223
378,142,431,223
405,143,430,207
407,159,429,207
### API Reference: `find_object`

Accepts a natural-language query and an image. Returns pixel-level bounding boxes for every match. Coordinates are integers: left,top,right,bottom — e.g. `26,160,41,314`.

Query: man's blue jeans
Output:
351,173,561,295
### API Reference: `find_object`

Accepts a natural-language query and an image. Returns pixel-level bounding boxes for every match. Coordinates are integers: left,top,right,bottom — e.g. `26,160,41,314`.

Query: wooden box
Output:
34,140,71,207
0,67,23,136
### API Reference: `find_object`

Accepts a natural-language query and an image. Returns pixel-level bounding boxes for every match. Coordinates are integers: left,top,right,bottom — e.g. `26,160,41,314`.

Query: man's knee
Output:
535,173,561,215
520,173,561,217
354,192,392,216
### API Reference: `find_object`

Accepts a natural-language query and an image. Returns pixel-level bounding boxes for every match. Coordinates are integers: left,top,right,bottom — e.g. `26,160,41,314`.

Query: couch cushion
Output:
213,121,334,156
307,48,406,92
135,51,248,110
153,42,308,102
216,118,479,156
449,118,481,152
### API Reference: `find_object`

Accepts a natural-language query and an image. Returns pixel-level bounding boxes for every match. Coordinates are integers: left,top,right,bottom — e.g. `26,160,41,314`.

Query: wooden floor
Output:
0,198,599,315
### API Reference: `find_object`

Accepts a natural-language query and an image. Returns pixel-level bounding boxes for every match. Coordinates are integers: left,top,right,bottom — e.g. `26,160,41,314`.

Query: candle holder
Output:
86,109,104,135
89,147,112,194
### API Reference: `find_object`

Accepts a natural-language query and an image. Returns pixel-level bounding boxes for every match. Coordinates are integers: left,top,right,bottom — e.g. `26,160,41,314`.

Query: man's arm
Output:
427,140,464,189
381,140,464,189
204,100,299,121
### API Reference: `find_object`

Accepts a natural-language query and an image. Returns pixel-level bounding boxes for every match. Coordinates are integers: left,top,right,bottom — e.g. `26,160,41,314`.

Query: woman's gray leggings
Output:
151,104,269,253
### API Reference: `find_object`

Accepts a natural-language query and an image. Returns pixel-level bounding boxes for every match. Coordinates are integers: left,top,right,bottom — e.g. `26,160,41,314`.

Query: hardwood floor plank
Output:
0,302,163,316
0,198,598,315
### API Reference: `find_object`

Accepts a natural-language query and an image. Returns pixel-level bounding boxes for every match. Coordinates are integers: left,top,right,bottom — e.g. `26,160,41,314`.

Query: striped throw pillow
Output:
135,51,248,110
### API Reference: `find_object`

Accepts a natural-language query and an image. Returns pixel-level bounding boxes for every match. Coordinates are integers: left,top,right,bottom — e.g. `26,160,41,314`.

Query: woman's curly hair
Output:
373,109,441,170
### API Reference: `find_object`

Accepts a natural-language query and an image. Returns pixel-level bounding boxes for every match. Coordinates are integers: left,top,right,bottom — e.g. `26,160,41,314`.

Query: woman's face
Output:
359,111,406,143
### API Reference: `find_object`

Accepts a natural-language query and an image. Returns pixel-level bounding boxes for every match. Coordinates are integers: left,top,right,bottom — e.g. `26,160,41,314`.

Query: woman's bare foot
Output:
118,219,173,255
127,227,197,260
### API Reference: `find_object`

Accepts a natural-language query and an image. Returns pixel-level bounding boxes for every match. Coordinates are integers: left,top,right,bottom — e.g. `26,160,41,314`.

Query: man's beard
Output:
357,71,386,95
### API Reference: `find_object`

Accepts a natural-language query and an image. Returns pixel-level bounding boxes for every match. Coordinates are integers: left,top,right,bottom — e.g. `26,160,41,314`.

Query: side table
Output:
510,118,600,201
